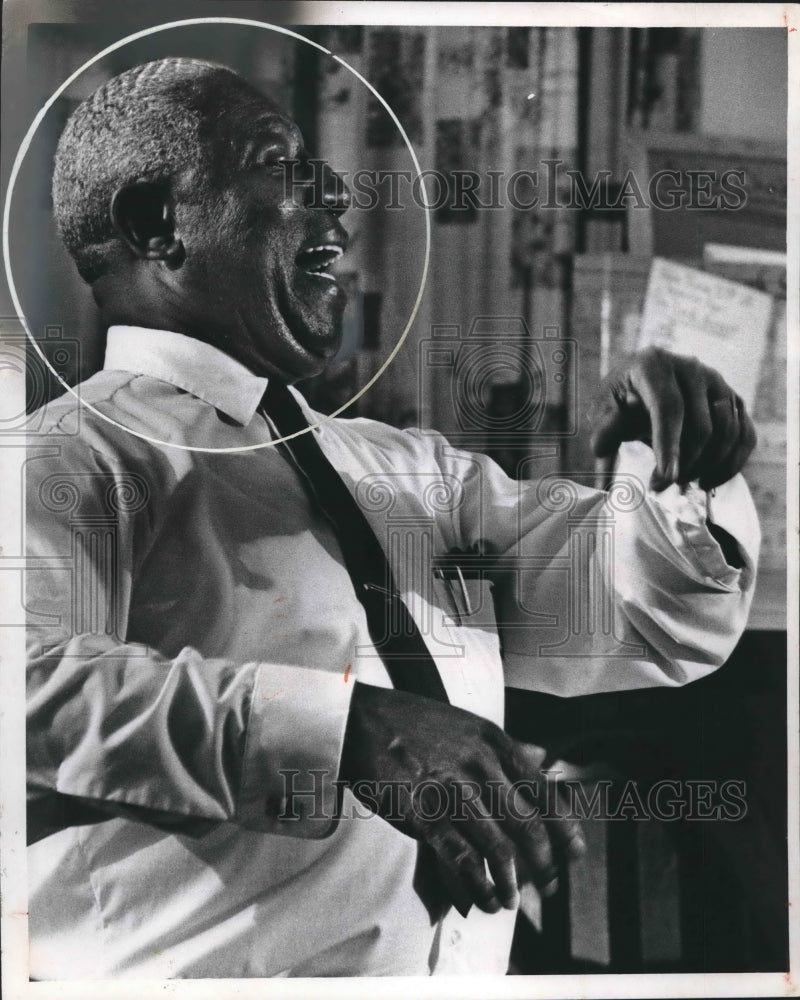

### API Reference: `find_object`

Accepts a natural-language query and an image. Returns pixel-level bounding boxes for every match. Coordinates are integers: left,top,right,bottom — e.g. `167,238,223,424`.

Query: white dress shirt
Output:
26,326,759,978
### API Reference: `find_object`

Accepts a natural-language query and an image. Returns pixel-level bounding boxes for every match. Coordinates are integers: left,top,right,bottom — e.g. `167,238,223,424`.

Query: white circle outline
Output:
2,17,431,453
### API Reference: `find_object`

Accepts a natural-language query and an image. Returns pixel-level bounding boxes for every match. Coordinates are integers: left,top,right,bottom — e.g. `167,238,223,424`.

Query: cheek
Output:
235,209,294,271
179,194,299,289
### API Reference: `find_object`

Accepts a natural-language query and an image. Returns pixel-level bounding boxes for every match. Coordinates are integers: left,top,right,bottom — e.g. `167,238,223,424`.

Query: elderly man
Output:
26,58,759,978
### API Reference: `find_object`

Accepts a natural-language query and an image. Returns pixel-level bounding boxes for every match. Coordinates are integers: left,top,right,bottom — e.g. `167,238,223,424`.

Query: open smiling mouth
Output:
295,244,344,282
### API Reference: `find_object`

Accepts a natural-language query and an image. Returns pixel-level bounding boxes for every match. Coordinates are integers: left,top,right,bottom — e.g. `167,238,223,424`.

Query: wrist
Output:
340,681,374,783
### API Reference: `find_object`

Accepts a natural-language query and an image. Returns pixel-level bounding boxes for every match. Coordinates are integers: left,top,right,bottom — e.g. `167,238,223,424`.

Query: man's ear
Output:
110,181,185,267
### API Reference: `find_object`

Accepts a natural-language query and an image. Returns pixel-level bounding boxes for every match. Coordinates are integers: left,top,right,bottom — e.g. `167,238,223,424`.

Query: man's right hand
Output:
339,681,585,915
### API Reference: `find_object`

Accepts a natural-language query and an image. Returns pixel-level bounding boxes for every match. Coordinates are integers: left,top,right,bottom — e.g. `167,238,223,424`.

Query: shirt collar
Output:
103,326,268,425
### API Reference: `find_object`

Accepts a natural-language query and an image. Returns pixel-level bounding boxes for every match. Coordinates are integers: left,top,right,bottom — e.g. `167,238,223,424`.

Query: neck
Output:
93,268,226,348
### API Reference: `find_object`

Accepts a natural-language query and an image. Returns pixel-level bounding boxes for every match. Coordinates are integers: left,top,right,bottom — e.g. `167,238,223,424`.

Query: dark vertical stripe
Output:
291,30,321,157
606,787,643,971
575,28,593,254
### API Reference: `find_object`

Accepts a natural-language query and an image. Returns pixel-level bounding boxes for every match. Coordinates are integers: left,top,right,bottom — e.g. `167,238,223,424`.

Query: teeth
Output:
296,243,345,281
303,244,344,258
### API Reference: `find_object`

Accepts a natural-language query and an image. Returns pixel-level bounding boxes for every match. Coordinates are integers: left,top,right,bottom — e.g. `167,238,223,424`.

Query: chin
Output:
295,306,346,362
276,321,344,383
299,334,344,379
267,279,347,380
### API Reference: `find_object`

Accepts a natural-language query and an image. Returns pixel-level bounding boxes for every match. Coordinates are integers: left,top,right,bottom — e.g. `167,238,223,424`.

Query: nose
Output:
299,159,351,216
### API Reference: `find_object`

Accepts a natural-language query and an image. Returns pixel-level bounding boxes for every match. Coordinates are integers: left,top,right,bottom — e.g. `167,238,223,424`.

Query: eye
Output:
259,156,298,175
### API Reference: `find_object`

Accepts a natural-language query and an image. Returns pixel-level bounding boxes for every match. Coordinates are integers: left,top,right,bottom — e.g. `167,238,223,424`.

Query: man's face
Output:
173,83,351,383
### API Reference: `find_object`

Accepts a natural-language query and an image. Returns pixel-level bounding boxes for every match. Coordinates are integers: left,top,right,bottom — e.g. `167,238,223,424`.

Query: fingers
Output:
505,802,560,895
613,350,756,491
698,394,757,490
502,743,585,877
670,361,756,489
673,362,714,482
425,822,504,915
470,737,584,896
411,736,586,911
414,777,520,911
628,353,684,490
440,782,560,903
449,792,520,909
405,775,516,914
505,741,582,856
589,391,642,459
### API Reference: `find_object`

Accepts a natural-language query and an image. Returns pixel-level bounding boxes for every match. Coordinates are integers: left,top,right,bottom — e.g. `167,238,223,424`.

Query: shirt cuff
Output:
237,661,355,838
617,442,760,591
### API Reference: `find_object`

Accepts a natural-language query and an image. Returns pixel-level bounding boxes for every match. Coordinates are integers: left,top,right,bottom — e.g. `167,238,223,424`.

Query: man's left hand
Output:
589,347,757,492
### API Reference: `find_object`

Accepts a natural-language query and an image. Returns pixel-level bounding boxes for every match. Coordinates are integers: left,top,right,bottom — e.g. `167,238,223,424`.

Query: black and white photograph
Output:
0,2,797,997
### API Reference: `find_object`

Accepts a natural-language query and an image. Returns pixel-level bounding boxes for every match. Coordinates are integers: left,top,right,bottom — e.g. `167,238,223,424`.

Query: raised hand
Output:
589,347,757,492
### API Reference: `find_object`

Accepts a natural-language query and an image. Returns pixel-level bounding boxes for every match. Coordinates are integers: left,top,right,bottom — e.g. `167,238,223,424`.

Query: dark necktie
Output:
262,380,468,921
261,379,449,703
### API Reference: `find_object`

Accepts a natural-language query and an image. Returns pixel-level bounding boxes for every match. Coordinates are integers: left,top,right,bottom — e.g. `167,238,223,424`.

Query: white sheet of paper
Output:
637,257,773,409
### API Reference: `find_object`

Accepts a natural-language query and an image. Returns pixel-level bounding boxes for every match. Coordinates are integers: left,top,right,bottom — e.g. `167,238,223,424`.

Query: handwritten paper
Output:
637,258,773,408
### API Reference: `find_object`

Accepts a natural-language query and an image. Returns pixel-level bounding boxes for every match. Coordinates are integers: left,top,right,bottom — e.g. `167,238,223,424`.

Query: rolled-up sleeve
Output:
238,661,352,833
429,436,760,697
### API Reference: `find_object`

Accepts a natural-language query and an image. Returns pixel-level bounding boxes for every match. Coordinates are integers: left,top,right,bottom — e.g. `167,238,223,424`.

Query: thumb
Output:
589,395,629,458
590,382,650,458
509,740,549,775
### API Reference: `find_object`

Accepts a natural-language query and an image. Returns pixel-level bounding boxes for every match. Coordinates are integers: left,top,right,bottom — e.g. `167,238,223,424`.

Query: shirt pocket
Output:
433,570,504,724
433,569,498,632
